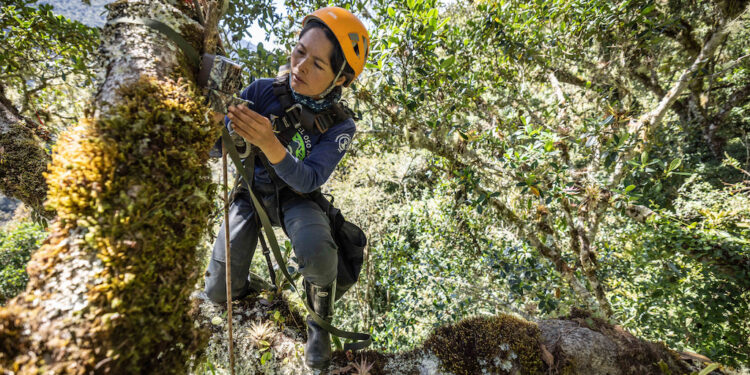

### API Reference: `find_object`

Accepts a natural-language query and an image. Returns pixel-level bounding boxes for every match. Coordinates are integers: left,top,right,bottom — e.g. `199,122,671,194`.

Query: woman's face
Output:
290,27,345,98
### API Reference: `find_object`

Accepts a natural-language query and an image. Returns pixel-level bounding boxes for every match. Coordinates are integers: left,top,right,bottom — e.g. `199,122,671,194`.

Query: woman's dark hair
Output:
299,20,356,86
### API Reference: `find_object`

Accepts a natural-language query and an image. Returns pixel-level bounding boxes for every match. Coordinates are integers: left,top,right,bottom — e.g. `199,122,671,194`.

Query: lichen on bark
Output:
0,75,216,374
0,0,217,372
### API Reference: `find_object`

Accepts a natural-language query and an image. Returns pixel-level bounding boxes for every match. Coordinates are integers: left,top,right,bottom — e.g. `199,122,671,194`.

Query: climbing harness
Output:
107,15,371,351
270,69,357,138
221,130,371,350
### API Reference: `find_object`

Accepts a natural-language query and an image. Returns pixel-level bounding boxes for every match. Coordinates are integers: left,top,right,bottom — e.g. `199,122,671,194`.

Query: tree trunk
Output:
0,89,52,219
0,1,216,373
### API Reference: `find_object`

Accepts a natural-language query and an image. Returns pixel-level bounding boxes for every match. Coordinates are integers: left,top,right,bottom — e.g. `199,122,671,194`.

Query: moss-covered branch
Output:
0,0,217,372
193,295,703,374
0,91,52,219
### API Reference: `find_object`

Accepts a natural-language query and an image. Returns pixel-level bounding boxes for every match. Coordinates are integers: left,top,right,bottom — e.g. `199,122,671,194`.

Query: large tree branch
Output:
0,0,217,373
644,17,741,130
0,88,52,218
485,194,603,312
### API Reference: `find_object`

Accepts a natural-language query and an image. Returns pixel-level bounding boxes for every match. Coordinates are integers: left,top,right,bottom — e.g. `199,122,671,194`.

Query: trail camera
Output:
200,54,253,159
198,54,252,114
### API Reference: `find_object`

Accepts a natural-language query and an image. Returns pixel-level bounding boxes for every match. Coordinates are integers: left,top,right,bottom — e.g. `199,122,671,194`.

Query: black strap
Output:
257,229,278,289
269,73,354,136
221,128,371,350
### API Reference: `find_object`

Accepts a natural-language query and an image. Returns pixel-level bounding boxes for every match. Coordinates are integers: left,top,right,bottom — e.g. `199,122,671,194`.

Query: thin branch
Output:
202,0,224,54
485,192,599,310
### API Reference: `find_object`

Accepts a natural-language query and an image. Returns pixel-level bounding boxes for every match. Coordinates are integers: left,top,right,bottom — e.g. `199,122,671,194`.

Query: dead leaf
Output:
540,343,554,367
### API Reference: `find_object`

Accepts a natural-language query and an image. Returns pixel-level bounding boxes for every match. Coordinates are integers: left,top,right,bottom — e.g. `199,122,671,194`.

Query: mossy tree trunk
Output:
0,88,52,219
0,0,219,373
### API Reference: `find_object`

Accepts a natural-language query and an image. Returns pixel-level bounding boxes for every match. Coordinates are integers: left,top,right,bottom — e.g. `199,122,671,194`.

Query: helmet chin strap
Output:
314,61,347,99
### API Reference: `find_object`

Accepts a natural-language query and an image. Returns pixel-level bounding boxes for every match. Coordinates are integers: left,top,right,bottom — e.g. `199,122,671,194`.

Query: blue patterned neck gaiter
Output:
289,76,342,113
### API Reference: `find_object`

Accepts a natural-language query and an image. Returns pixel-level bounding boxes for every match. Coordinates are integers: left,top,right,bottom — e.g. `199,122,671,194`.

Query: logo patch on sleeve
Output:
335,133,352,153
287,132,306,160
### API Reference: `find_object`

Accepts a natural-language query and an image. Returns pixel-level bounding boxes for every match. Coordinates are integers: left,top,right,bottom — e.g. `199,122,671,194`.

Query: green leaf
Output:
387,6,395,18
437,17,450,30
641,151,648,165
667,158,681,172
544,141,555,152
624,185,636,192
698,364,720,375
260,351,272,365
441,55,456,69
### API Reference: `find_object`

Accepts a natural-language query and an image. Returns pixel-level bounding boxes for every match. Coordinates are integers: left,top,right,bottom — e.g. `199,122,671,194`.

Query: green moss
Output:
16,76,217,373
0,121,53,219
423,314,546,375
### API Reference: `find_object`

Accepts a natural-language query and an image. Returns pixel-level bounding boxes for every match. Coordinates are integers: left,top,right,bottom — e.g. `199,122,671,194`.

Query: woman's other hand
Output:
227,105,287,164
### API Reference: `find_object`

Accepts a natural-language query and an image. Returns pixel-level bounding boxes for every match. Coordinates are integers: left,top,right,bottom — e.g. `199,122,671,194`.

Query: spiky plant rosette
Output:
16,77,217,373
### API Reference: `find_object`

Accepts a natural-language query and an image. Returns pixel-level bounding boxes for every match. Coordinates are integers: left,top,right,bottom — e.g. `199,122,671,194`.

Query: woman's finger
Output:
232,121,260,144
229,106,254,126
228,112,253,132
242,107,269,124
234,106,271,130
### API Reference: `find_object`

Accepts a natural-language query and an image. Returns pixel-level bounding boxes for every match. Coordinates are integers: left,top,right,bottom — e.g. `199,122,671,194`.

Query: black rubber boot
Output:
304,279,336,369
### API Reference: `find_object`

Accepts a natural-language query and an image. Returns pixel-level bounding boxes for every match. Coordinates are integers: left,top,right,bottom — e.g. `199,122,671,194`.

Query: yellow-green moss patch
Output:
37,76,217,373
423,314,546,375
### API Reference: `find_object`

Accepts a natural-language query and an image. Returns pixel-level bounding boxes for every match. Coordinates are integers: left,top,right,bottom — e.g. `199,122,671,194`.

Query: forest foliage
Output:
0,0,748,370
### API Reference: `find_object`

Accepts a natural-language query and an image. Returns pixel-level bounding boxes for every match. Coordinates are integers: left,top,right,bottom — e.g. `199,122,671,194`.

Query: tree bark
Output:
0,0,217,373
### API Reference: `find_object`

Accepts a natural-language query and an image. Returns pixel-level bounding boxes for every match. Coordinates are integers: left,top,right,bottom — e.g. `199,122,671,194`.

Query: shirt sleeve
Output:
271,118,356,193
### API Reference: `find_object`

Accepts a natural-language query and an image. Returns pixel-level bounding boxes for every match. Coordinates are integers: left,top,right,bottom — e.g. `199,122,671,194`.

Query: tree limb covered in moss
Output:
0,0,219,373
0,89,52,219
193,296,699,374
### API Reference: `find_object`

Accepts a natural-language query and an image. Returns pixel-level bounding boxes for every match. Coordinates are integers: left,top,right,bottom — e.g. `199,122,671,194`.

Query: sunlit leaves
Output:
1,0,99,131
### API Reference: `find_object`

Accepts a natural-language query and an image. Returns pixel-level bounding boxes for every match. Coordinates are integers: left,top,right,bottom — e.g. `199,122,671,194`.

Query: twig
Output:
222,144,235,375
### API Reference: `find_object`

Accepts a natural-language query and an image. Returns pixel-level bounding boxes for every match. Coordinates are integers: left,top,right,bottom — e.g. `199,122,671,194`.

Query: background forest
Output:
1,0,749,372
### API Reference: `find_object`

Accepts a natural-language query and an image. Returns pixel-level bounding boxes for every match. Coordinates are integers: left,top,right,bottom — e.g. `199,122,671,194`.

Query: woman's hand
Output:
227,105,287,164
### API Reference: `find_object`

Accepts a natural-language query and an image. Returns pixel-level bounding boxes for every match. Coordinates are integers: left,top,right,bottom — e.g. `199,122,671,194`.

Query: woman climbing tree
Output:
202,6,370,369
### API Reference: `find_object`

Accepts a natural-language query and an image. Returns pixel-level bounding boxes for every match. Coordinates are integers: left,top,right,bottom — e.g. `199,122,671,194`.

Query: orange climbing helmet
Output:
302,7,370,85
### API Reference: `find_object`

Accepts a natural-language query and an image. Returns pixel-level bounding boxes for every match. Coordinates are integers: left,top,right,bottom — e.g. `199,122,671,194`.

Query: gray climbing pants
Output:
204,187,338,304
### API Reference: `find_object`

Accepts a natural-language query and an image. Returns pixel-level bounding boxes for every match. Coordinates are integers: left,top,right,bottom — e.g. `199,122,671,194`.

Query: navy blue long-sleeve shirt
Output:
228,78,356,193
